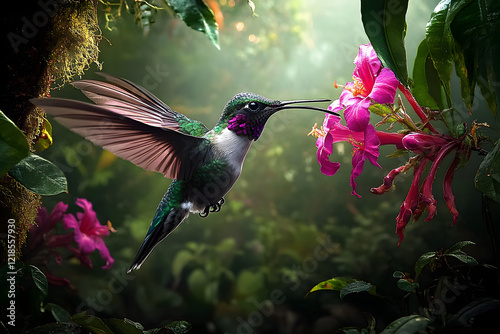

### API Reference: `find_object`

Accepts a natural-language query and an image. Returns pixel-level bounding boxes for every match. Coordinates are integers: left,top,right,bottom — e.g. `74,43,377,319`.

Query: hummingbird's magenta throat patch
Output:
228,114,265,140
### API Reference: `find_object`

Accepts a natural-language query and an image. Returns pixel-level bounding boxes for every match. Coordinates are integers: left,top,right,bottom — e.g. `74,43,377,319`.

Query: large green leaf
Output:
361,0,409,87
444,240,475,254
380,315,430,334
102,318,144,334
340,281,375,299
72,313,114,334
450,0,500,116
414,251,436,280
412,39,444,110
9,153,68,196
0,110,30,177
475,139,500,202
29,265,48,300
308,277,357,296
166,0,220,50
44,303,71,322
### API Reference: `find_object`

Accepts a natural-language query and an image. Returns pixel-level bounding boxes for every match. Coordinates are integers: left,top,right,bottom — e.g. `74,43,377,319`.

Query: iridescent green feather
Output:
177,117,209,136
149,179,186,233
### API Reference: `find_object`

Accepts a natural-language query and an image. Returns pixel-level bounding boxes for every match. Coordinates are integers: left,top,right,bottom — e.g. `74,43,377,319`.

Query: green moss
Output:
0,175,40,263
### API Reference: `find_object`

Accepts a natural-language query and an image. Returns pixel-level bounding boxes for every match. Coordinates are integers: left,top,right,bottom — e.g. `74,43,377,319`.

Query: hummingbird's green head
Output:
218,92,336,140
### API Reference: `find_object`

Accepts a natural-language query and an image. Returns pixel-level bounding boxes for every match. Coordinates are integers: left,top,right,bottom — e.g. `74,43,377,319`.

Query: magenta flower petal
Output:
363,124,381,168
94,237,115,269
316,132,341,176
344,97,371,132
367,68,399,104
348,124,381,198
353,44,380,91
403,133,451,154
63,198,114,269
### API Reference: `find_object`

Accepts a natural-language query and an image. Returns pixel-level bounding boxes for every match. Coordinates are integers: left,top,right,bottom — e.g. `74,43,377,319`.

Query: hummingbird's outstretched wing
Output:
31,73,210,180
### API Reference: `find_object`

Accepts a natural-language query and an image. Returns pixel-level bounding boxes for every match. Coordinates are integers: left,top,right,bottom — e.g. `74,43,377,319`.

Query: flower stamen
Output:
308,123,326,138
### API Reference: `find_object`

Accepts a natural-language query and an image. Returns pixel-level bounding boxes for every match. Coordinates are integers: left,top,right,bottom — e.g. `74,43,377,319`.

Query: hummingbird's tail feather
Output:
128,180,190,273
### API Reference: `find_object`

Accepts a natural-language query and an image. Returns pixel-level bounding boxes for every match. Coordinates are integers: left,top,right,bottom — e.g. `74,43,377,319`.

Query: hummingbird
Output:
31,73,338,272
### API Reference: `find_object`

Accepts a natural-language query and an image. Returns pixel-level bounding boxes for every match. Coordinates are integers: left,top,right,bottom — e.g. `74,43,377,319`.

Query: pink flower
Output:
331,44,399,133
311,43,471,246
29,202,69,251
63,198,115,269
312,114,404,197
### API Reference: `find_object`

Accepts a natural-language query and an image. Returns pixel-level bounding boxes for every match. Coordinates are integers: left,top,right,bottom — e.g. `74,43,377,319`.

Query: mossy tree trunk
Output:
0,0,100,263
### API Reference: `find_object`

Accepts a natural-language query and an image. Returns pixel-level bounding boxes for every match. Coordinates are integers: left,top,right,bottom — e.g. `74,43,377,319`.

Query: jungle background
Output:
2,0,500,333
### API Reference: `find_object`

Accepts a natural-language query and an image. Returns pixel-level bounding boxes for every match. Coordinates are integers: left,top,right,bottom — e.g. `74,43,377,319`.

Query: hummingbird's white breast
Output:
212,128,253,175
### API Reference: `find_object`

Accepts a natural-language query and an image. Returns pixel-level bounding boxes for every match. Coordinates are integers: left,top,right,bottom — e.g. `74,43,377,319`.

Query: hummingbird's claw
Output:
199,198,225,217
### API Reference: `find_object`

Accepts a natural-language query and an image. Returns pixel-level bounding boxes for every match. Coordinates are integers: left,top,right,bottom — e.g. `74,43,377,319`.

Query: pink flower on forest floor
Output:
63,198,115,269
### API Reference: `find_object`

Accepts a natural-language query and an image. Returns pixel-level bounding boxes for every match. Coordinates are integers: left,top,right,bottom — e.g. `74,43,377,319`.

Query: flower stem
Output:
398,83,439,134
375,131,405,147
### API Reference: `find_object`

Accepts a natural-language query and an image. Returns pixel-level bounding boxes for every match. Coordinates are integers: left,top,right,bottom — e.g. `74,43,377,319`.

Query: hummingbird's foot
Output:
199,198,225,218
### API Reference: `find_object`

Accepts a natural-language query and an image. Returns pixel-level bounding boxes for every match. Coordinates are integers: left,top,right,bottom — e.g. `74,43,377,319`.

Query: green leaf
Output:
411,39,444,110
425,0,455,100
396,279,419,293
414,251,436,280
72,313,114,334
450,0,500,116
9,153,68,195
446,251,479,265
340,281,374,299
26,322,80,334
361,0,409,87
165,321,192,334
380,315,430,334
385,148,408,159
0,110,30,177
444,240,475,254
369,103,398,121
393,271,405,278
29,265,48,300
308,277,357,296
475,139,500,202
103,318,144,334
44,303,71,322
166,0,220,50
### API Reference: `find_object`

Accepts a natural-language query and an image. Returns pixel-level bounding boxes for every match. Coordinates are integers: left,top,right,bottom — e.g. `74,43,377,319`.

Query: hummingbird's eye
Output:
248,101,260,111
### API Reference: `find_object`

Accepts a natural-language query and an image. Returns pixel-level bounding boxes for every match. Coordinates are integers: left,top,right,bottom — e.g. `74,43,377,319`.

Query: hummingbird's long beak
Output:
275,99,339,116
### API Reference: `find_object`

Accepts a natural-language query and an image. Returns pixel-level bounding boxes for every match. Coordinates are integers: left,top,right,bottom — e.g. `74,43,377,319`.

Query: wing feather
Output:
70,72,209,136
30,98,208,180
